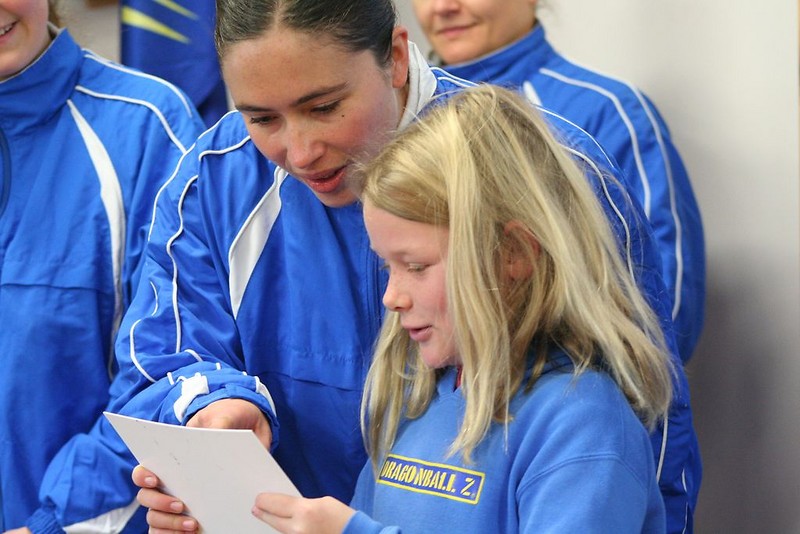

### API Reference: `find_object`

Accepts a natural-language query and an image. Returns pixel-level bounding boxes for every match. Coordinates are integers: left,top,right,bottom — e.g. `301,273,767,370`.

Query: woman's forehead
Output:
223,28,374,78
221,28,385,109
222,26,344,63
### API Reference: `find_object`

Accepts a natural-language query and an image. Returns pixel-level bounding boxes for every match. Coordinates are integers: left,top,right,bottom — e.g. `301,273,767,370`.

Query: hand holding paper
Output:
252,492,356,534
105,412,300,534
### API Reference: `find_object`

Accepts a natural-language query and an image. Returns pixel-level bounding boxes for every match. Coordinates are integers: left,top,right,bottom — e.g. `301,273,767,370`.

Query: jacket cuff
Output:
27,506,66,534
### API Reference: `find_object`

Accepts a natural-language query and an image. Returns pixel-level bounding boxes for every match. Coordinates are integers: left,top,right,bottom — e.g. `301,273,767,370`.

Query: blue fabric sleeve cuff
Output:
343,511,400,534
27,506,66,534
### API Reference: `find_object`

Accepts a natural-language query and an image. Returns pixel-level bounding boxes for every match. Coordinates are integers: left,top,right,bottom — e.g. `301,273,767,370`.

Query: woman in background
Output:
412,0,705,363
0,0,204,531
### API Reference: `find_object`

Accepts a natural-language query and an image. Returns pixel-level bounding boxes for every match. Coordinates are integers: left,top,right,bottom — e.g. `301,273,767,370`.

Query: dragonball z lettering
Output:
377,454,485,504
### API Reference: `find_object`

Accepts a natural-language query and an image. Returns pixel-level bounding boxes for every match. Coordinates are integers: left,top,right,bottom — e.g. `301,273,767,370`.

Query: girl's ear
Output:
502,220,540,281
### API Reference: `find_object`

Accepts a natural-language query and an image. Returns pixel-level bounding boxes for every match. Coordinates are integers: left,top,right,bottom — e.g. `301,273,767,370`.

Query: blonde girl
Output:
252,84,674,533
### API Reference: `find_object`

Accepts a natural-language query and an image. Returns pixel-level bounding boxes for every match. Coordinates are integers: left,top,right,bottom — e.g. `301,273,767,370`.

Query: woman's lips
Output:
437,24,473,40
302,166,346,194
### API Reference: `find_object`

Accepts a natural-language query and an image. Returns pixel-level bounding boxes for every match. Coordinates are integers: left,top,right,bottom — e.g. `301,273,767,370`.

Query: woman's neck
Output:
395,76,410,126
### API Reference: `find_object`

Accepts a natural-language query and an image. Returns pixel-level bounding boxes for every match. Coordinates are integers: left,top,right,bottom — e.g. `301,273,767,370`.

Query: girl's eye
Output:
378,263,426,273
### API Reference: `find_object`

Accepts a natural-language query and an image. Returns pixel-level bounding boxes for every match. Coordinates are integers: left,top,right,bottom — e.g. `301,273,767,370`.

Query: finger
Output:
137,487,185,513
145,509,199,532
253,492,296,516
132,464,159,488
252,505,294,532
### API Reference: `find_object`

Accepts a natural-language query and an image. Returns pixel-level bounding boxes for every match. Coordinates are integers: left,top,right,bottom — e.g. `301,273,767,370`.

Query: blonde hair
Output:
357,84,673,466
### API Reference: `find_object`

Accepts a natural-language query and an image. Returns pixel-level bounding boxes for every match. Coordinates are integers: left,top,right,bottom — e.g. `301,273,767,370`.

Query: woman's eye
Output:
248,115,276,126
312,101,341,115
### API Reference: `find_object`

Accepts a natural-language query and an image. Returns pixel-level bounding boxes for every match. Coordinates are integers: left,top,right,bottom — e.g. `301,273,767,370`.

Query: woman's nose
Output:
285,125,322,170
431,0,461,15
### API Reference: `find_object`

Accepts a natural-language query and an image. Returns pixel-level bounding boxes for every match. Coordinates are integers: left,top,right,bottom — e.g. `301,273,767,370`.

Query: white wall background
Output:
67,1,800,531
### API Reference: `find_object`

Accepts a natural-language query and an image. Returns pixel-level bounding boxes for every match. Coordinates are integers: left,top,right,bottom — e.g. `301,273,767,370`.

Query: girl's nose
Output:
382,275,412,312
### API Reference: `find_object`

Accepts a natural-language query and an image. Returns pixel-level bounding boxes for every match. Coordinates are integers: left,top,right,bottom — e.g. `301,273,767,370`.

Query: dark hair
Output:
215,0,397,67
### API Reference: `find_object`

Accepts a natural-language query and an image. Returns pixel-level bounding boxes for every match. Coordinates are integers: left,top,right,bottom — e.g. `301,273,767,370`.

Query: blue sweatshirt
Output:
442,25,705,364
0,27,204,532
346,353,666,533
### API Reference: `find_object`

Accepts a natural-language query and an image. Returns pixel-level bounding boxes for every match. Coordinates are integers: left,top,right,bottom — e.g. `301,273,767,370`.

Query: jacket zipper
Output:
0,127,9,218
370,249,386,333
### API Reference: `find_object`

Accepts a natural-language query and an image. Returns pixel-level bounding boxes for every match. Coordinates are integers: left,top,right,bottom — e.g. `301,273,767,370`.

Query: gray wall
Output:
58,3,119,59
70,2,800,531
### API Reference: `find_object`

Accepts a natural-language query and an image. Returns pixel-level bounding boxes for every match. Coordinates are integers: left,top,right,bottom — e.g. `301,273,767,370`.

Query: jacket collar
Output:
0,27,82,128
438,24,550,85
397,40,438,132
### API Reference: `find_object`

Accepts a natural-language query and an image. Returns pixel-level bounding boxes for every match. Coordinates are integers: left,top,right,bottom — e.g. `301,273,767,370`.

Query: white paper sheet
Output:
105,412,300,533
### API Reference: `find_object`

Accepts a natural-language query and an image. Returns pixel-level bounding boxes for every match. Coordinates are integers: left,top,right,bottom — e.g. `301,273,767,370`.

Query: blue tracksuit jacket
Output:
0,28,204,532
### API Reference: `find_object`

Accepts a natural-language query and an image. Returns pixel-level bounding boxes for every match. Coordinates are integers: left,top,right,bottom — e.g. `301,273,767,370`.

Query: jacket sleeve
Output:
593,90,706,362
30,130,277,532
551,119,700,534
589,156,700,534
345,464,402,534
581,97,703,532
592,153,699,534
108,138,281,426
119,97,207,312
343,512,402,534
518,458,659,532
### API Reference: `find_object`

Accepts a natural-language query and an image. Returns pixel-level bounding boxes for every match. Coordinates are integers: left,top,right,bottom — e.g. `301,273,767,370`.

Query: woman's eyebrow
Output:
236,83,349,112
